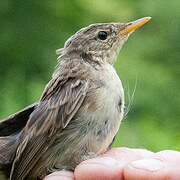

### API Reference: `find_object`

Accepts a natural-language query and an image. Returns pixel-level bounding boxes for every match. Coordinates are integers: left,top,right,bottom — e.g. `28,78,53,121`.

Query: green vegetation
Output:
0,0,179,152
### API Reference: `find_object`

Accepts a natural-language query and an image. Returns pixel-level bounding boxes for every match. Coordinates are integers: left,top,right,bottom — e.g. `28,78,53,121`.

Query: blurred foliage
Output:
0,0,179,152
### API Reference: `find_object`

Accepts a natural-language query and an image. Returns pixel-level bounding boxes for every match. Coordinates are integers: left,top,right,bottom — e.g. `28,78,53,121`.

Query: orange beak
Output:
119,17,151,35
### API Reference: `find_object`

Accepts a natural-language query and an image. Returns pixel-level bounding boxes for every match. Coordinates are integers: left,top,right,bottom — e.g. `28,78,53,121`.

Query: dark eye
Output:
98,31,108,40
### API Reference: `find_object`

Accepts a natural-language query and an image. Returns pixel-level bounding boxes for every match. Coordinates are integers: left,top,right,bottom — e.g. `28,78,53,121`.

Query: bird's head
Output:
57,17,151,64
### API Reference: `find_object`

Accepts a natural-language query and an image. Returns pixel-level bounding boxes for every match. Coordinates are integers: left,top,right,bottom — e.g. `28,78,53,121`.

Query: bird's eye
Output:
98,31,108,40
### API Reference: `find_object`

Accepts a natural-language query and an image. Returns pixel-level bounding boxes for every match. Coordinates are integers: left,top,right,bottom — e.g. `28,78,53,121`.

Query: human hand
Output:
44,148,180,180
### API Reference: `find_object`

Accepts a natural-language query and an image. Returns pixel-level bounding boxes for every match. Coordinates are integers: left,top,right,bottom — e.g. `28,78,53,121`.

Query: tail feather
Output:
0,137,17,164
0,136,18,179
0,103,37,179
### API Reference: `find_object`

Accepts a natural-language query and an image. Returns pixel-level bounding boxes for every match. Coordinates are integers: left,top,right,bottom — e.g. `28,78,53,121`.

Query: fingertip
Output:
123,158,168,180
75,157,123,180
155,150,180,163
44,171,74,180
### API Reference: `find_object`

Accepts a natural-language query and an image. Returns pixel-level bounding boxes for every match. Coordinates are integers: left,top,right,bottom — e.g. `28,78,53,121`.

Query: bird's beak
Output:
119,17,151,35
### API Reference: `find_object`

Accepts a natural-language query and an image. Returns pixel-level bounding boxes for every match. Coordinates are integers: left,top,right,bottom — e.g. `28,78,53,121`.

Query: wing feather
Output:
0,103,37,136
10,76,89,180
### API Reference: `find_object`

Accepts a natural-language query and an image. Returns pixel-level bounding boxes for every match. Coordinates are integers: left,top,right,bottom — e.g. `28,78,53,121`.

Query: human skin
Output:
44,148,180,180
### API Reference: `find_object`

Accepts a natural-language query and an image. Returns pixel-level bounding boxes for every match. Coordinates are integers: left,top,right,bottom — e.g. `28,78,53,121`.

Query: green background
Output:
0,0,179,152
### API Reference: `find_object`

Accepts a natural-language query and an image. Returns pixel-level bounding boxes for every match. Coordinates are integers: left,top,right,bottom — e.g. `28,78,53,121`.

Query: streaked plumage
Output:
0,17,151,180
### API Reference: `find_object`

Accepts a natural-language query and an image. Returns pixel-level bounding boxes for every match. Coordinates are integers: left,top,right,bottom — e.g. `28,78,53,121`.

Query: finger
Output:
124,150,180,180
123,158,167,180
44,171,74,180
155,150,180,166
74,147,154,180
104,147,154,163
75,156,123,180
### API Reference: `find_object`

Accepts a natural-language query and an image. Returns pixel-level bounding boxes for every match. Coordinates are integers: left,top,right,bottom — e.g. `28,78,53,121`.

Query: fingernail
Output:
130,159,164,172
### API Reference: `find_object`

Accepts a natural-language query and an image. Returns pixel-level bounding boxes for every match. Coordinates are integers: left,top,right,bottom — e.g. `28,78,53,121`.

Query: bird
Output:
0,17,151,180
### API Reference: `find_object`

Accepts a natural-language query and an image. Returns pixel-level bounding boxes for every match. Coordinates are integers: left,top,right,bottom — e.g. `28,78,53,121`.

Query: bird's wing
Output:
0,103,37,136
10,74,89,180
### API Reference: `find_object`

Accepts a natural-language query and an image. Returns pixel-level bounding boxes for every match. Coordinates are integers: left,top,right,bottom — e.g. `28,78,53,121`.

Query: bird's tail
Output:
0,136,17,164
0,136,18,179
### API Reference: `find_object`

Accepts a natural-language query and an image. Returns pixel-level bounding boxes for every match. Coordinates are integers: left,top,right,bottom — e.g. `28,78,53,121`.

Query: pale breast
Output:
76,62,124,155
91,63,124,153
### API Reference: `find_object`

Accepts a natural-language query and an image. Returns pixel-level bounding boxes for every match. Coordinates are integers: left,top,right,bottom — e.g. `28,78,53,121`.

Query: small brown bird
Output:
0,17,151,180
